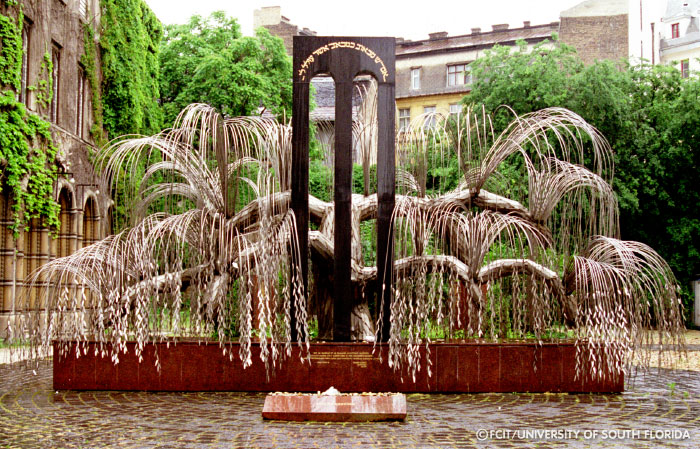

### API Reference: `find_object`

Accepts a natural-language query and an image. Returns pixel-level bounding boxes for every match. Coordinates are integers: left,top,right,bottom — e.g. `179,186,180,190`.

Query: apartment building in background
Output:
559,0,634,65
559,0,700,77
253,7,558,130
255,1,698,133
394,23,558,128
659,0,700,77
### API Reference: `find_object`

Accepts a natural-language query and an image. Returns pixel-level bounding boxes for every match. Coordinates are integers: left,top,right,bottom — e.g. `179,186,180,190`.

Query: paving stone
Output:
0,360,698,448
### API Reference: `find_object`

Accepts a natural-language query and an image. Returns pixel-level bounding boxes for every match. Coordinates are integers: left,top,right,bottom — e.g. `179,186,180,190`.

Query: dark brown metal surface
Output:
53,341,624,393
292,36,396,341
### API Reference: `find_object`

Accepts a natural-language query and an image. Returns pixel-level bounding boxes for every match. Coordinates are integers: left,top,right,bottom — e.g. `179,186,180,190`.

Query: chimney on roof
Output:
492,24,509,31
396,37,404,44
429,31,448,40
471,27,481,35
523,21,531,28
253,6,283,28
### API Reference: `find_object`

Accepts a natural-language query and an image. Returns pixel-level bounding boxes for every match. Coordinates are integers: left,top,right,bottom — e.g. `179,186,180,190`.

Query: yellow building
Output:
395,23,559,128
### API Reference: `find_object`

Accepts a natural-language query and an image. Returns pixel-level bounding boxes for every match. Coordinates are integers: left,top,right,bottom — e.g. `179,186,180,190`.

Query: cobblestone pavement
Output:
0,360,698,449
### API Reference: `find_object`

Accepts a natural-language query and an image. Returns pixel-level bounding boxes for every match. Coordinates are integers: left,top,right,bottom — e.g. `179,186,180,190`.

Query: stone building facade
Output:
0,0,112,336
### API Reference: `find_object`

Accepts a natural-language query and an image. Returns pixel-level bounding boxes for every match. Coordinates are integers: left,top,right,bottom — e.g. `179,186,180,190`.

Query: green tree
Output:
159,11,292,124
465,38,700,318
467,39,584,130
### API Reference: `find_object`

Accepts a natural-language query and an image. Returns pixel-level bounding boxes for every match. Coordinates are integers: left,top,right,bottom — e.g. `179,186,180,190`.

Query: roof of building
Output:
560,0,627,18
663,0,700,21
310,77,339,122
309,77,372,122
395,22,558,58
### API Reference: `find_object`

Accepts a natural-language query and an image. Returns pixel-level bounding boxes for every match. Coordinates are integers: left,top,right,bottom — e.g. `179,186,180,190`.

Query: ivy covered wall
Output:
1,0,166,231
0,0,59,230
100,0,163,138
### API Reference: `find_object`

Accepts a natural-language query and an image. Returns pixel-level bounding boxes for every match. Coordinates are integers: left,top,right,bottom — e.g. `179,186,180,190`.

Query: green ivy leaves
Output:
0,5,59,232
100,0,163,138
0,92,59,232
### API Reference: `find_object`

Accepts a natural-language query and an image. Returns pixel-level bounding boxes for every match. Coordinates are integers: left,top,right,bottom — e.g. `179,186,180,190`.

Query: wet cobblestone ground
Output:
0,359,699,449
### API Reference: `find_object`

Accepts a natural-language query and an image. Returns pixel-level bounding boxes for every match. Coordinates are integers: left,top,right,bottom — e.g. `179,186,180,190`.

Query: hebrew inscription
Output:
297,41,389,82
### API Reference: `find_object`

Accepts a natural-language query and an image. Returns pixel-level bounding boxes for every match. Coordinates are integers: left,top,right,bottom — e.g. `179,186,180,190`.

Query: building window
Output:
20,22,30,105
82,196,100,248
671,23,679,38
76,66,86,137
681,59,689,78
398,108,410,130
447,64,471,86
0,193,13,312
50,44,61,123
449,103,463,116
79,0,88,19
423,106,436,129
411,68,420,90
57,187,74,258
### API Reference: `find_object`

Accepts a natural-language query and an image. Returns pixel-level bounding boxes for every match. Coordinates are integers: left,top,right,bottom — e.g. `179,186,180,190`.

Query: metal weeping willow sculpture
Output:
13,106,310,371
6,23,687,384
9,99,685,383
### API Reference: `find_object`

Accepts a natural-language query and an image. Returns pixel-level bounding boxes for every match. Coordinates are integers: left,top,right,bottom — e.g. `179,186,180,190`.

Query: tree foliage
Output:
158,11,292,125
466,38,700,317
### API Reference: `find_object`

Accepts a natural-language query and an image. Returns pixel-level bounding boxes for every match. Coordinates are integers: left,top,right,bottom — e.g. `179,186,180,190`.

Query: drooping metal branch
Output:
9,104,685,383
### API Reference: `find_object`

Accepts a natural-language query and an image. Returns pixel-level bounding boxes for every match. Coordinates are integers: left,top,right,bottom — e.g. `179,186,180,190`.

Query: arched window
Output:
82,196,99,248
106,205,114,236
57,188,75,258
25,216,48,309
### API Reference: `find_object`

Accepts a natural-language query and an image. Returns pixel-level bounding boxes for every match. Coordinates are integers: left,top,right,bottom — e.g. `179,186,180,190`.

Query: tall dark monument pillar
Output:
291,36,395,342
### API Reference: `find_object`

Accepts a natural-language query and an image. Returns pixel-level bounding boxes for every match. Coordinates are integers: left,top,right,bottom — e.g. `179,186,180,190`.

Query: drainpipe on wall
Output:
651,22,655,65
10,246,16,339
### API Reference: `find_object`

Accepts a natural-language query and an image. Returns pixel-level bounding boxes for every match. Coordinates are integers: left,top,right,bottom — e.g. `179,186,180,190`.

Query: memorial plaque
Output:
262,392,407,422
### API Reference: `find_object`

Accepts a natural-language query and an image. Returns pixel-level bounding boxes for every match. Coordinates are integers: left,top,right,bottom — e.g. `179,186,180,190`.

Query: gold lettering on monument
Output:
297,41,390,82
310,350,377,368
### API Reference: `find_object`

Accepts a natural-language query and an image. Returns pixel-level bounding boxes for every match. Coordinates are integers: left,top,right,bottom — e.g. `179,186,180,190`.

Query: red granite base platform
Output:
262,393,407,421
52,341,624,393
